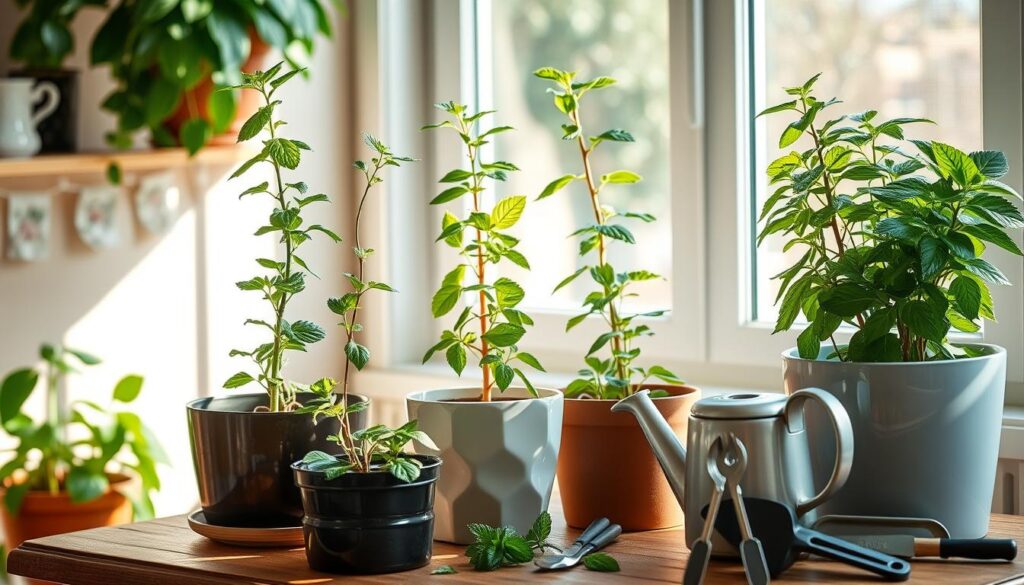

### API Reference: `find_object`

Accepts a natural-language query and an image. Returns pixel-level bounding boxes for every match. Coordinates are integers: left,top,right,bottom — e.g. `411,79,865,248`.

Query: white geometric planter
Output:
406,387,563,544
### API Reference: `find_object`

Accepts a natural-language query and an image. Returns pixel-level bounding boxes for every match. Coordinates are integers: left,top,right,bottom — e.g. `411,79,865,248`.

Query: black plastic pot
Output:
186,393,367,528
292,455,441,574
10,68,78,153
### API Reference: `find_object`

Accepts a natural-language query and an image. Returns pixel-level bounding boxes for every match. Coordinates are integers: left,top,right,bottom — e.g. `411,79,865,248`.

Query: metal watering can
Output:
612,389,854,554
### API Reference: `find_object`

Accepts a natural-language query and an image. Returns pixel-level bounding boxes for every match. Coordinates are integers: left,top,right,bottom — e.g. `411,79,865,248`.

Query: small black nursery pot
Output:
292,455,442,574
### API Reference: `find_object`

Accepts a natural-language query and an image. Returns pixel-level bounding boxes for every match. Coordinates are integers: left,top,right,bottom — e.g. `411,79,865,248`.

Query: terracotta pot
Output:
556,384,700,530
162,33,272,146
1,473,134,585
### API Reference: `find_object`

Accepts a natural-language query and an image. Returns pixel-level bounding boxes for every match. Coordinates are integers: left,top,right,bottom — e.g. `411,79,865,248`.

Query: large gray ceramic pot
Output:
406,387,563,544
783,345,1006,537
187,392,367,528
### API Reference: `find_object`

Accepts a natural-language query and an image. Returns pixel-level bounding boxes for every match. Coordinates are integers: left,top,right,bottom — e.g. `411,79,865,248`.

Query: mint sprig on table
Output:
461,512,620,572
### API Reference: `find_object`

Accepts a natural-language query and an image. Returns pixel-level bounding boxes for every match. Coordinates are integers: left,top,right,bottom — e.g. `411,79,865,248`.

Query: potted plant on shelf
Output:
88,0,340,154
533,67,699,531
0,344,166,568
292,133,437,574
407,102,561,544
761,73,1023,538
8,0,97,153
186,63,366,529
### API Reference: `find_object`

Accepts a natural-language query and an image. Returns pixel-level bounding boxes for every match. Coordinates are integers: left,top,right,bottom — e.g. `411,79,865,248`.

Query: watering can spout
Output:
611,390,688,510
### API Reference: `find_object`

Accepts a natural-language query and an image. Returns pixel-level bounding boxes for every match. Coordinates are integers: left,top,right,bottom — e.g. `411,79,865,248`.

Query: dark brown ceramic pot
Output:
187,392,367,528
556,384,700,530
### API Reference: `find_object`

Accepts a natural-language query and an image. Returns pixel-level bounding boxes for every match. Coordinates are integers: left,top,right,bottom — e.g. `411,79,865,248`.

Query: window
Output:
751,0,984,323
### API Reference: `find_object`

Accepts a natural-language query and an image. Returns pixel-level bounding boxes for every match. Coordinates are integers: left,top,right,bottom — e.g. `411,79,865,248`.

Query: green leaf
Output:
67,467,109,504
389,457,421,483
1,368,38,431
779,106,818,148
237,105,272,142
3,482,30,515
527,511,552,545
859,307,897,342
431,186,468,205
967,195,1024,228
446,344,466,375
902,300,949,343
919,236,948,280
431,565,457,575
593,224,635,244
345,341,370,370
180,118,210,156
502,534,534,564
494,363,514,390
494,278,525,307
268,138,301,169
950,276,982,320
962,257,1011,285
933,142,979,186
774,276,812,333
112,375,144,403
590,129,634,146
432,285,462,317
491,196,526,229
601,170,641,184
757,100,798,117
290,320,325,344
482,324,526,348
797,326,821,359
515,352,545,372
819,283,876,318
583,552,620,572
223,371,255,389
553,267,587,293
439,169,473,183
963,224,1023,256
860,177,931,203
970,150,1009,178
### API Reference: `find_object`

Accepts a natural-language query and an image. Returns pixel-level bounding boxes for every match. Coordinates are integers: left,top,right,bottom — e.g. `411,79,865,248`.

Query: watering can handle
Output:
785,388,854,517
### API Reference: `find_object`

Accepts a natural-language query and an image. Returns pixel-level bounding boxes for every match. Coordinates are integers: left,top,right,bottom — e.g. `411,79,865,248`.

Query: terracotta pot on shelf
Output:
161,34,272,146
1,472,134,585
556,384,700,531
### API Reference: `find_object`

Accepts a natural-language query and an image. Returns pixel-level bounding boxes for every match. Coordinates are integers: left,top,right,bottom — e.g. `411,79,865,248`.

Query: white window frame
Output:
352,0,1024,403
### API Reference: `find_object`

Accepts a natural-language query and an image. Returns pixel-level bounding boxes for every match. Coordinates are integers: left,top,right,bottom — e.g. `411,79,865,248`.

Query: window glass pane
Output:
751,0,982,322
484,0,671,312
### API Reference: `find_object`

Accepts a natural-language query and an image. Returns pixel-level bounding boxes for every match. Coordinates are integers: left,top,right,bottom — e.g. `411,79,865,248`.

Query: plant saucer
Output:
187,510,304,548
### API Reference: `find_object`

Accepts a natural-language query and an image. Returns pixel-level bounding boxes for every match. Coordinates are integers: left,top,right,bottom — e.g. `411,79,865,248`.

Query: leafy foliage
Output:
535,67,682,398
222,64,339,412
8,0,104,68
300,134,422,478
421,102,543,401
464,512,556,571
299,398,436,483
0,345,166,518
760,74,1023,362
88,0,340,153
582,552,620,572
431,565,458,574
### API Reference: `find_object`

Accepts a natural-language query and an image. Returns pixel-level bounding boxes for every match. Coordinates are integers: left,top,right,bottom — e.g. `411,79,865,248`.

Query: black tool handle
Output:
683,540,712,585
739,539,771,585
575,517,611,547
795,527,911,581
939,538,1017,561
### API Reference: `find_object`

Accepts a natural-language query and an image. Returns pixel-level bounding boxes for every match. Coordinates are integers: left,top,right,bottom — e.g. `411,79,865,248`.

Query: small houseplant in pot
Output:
0,344,166,573
89,0,340,153
761,74,1023,537
8,0,97,152
534,67,699,531
291,134,435,575
408,102,561,544
186,64,366,529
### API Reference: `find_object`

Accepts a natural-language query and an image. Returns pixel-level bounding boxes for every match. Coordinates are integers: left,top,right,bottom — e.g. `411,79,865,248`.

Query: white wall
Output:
0,6,354,517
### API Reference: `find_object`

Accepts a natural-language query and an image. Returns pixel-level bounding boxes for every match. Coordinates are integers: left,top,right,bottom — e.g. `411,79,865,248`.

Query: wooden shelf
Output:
0,146,246,179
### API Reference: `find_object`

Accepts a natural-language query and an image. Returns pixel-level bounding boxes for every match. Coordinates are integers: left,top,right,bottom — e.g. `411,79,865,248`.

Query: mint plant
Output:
0,344,166,518
760,74,1023,361
221,63,340,411
299,134,428,482
421,102,543,402
535,67,682,399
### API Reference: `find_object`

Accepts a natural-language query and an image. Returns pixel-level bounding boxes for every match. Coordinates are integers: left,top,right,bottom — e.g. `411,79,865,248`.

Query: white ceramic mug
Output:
0,78,60,158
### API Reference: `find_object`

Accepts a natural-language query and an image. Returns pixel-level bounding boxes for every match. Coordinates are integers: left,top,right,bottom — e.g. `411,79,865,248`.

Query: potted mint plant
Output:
762,74,1023,538
0,344,166,560
186,63,366,530
534,67,699,531
406,102,560,544
89,0,339,153
292,134,438,574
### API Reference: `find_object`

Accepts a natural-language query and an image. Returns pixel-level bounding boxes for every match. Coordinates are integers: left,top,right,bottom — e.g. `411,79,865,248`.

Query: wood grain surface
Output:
8,509,1024,584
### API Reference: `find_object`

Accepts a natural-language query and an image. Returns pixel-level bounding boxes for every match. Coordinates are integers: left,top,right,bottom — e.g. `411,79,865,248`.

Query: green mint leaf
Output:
583,552,620,572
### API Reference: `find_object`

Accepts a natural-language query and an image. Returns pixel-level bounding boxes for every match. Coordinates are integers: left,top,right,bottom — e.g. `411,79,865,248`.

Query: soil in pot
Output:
557,384,700,530
1,473,133,585
292,455,441,574
187,392,367,528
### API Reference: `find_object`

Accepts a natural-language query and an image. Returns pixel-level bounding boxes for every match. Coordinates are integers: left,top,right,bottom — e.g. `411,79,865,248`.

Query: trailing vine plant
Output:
760,74,1023,361
221,63,341,411
535,67,682,399
299,134,432,482
421,102,544,402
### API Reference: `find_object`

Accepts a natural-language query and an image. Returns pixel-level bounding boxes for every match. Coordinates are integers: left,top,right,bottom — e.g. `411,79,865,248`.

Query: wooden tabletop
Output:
8,512,1024,584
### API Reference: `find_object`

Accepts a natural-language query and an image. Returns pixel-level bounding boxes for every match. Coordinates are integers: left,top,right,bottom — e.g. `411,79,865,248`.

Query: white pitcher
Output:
0,78,60,158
